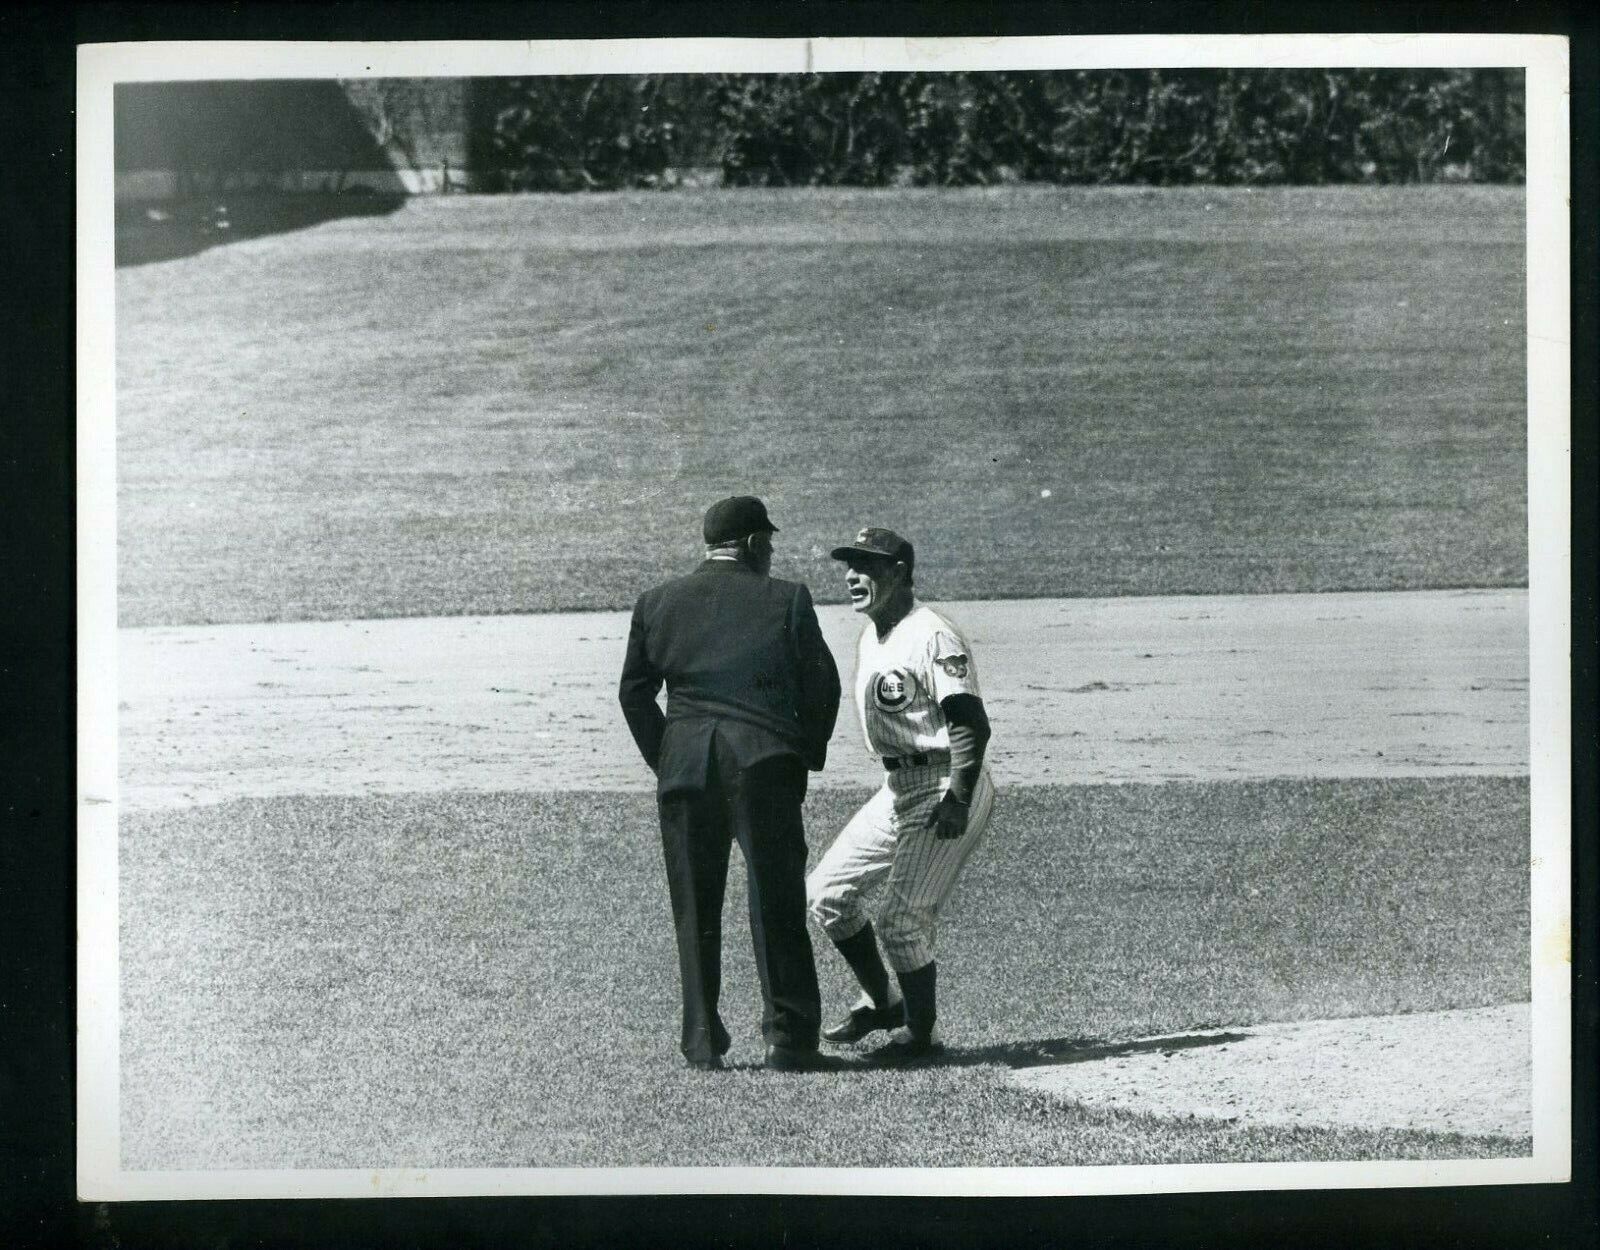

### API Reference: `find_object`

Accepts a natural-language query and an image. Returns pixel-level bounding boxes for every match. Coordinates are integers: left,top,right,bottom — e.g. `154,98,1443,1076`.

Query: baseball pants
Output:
807,764,995,973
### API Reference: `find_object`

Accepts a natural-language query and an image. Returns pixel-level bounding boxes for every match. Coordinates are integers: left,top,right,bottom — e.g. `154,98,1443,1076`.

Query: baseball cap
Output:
830,526,914,572
703,495,779,544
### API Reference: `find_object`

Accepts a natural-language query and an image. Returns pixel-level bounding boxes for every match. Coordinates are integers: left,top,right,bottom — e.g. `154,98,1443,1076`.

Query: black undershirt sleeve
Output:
940,693,991,803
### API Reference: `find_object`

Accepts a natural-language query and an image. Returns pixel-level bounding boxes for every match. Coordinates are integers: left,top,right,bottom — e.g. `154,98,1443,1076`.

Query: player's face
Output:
844,555,903,618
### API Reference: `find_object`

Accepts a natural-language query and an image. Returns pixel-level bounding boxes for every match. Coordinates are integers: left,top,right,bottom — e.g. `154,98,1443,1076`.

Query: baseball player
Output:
806,527,995,1061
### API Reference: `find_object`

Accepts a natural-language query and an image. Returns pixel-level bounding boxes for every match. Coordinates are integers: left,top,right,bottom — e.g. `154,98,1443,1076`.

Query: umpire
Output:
619,496,842,1072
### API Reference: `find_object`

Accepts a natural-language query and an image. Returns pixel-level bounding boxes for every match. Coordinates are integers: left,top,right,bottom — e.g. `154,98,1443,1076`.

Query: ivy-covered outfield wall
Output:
472,69,1525,191
115,70,1525,201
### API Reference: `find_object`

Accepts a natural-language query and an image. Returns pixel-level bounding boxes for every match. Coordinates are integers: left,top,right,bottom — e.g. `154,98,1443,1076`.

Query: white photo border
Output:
77,32,1572,1201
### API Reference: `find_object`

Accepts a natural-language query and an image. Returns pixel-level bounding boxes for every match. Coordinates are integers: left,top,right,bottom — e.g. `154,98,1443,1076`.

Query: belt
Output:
883,751,949,772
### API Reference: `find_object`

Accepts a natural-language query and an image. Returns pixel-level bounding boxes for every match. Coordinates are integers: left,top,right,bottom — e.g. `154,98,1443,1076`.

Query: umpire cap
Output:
830,526,914,573
703,495,779,545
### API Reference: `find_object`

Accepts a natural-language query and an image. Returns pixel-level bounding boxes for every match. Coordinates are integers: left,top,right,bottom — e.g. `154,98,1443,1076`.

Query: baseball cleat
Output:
764,1044,847,1073
685,1055,724,1072
822,999,906,1044
870,1027,946,1064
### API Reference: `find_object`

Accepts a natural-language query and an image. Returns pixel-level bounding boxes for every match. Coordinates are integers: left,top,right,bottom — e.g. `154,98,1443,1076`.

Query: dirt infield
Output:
1010,1004,1531,1141
115,587,1527,811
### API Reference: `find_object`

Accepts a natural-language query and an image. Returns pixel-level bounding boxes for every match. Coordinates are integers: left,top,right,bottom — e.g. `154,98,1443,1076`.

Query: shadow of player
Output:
860,1028,1252,1071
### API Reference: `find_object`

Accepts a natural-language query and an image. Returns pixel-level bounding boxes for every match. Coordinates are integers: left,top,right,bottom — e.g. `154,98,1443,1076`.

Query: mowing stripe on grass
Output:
114,187,1524,626
118,777,1528,1169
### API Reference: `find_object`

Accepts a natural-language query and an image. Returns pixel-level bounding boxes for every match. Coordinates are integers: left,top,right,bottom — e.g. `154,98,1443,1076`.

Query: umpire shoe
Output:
764,1044,845,1073
822,999,906,1045
871,1026,946,1064
686,1056,724,1072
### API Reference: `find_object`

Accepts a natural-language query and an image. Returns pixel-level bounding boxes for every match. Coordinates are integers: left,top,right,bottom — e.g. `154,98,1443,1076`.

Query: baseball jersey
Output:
853,603,982,759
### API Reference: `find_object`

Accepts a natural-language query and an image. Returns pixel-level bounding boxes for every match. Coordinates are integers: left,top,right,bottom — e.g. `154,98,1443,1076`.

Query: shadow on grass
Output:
976,1028,1251,1071
814,1029,1252,1073
116,191,407,266
714,1030,1253,1074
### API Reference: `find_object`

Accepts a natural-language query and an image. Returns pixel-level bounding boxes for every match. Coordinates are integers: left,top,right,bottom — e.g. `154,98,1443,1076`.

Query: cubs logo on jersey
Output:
854,605,981,758
872,668,915,712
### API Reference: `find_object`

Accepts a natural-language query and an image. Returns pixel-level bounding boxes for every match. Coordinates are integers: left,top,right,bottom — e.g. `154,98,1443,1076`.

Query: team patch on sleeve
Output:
929,627,980,698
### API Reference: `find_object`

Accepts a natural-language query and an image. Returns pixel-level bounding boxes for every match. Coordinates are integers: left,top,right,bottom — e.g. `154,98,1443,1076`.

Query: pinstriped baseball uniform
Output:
808,603,996,972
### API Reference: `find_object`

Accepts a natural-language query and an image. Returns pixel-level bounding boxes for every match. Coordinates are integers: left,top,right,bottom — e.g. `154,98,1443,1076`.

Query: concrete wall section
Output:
114,79,473,201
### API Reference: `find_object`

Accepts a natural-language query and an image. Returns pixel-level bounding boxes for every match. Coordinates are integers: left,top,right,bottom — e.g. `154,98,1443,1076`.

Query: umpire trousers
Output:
657,731,822,1063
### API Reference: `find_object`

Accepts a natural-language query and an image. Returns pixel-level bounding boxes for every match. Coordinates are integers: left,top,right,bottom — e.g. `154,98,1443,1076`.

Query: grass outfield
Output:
120,776,1529,1169
114,186,1525,628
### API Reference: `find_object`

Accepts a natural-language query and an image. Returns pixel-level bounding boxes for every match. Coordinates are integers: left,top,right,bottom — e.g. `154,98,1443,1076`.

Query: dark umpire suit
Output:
619,497,841,1069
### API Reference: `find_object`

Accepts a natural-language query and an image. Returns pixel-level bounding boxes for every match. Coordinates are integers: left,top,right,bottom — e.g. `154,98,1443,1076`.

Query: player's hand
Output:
926,792,970,840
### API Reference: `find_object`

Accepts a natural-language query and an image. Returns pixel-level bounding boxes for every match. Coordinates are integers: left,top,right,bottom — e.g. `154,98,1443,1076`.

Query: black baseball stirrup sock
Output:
896,961,937,1039
833,922,893,1008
